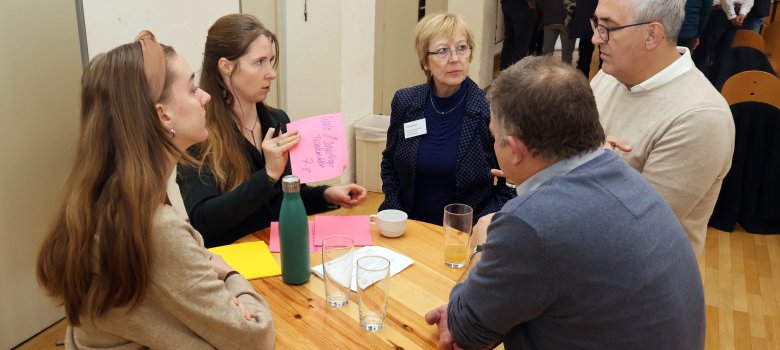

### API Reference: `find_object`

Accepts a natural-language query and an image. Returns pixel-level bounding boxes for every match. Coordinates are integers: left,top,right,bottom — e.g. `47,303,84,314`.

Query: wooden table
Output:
235,219,464,349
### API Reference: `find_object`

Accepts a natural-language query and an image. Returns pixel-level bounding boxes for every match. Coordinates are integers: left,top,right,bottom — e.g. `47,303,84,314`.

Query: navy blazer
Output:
680,0,714,39
379,77,515,220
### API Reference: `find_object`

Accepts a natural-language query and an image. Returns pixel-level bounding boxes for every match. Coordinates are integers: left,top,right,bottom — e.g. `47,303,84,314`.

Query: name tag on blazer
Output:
404,119,427,139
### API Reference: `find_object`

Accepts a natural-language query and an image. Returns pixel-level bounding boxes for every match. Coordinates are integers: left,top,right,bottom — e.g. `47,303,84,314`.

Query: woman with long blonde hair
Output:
36,31,274,349
177,14,367,247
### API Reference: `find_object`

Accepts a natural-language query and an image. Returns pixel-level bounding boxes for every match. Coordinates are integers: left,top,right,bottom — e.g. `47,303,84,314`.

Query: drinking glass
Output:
322,235,354,308
356,256,391,331
443,203,473,268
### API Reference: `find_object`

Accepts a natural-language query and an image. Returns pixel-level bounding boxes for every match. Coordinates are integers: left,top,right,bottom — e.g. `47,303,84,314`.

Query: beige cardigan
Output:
592,66,734,256
66,205,275,349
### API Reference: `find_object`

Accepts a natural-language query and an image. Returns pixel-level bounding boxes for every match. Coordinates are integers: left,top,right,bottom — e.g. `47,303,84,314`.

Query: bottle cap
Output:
282,175,301,192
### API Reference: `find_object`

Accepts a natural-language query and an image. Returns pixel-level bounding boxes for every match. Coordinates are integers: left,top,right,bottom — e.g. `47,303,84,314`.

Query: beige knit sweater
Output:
65,205,275,349
592,68,735,255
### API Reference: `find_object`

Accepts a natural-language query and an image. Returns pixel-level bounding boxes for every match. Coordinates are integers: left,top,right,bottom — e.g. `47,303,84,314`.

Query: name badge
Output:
403,119,427,139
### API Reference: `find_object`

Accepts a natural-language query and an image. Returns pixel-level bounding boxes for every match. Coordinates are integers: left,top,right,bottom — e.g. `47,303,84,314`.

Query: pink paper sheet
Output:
286,113,348,183
269,221,316,253
313,215,372,247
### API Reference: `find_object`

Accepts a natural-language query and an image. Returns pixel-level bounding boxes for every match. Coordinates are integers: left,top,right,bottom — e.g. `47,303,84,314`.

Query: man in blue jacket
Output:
425,56,705,350
679,0,714,50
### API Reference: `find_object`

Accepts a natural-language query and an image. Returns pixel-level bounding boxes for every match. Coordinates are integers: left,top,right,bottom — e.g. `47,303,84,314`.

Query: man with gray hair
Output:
591,0,735,255
425,56,705,350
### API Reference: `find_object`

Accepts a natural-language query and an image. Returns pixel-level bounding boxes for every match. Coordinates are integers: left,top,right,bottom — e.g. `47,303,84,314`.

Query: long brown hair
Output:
195,13,279,192
36,42,182,326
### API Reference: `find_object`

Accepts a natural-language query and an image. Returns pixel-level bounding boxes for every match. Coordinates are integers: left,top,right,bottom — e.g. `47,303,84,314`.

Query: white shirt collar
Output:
515,149,605,197
630,47,693,93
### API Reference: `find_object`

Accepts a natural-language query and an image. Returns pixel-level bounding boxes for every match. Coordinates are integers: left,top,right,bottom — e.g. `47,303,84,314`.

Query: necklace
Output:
430,91,467,115
239,116,259,149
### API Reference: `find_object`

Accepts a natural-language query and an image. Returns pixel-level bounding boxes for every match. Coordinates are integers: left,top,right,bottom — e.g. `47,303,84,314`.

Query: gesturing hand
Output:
323,184,368,209
604,136,632,152
262,127,300,181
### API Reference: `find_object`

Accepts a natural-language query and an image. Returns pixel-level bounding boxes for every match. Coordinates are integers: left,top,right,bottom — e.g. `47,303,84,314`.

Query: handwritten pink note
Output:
269,221,316,253
313,215,372,247
286,113,348,183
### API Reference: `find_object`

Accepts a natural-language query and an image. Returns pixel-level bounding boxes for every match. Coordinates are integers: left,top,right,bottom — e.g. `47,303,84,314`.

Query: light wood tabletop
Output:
16,192,780,349
235,219,468,350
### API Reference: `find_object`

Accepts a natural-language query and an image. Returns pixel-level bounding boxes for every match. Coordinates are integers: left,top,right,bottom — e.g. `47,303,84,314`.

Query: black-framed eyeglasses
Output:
427,44,472,60
590,16,652,42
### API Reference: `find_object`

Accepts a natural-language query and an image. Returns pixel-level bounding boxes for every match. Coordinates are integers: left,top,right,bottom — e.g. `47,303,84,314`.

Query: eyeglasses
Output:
427,44,472,60
590,16,652,42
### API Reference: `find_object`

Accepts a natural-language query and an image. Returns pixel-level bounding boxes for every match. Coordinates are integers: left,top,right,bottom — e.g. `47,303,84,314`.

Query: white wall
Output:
80,0,239,79
281,0,375,184
340,0,376,185
373,0,427,116
0,1,82,348
448,0,498,88
243,0,282,107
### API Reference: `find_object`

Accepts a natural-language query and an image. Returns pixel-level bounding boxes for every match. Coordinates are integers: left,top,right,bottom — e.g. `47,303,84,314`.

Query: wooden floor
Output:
699,225,780,349
15,193,780,349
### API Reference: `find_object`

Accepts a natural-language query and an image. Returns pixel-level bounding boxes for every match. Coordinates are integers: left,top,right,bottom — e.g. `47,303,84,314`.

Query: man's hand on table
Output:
425,305,462,350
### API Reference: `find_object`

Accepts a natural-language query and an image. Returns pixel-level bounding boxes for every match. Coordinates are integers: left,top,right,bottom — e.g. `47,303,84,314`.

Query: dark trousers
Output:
577,38,595,77
500,1,537,69
693,8,737,74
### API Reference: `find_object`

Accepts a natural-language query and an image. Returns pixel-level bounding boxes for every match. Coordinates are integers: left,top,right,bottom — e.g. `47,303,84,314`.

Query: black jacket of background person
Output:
177,105,332,247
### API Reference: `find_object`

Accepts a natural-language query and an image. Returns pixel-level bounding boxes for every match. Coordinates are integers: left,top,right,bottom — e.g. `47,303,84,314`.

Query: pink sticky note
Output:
313,215,372,247
269,221,316,253
286,113,349,183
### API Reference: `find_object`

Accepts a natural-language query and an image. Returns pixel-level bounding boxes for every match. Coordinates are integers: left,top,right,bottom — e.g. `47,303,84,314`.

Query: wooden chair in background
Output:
711,70,780,233
763,21,780,71
721,70,780,107
732,29,766,51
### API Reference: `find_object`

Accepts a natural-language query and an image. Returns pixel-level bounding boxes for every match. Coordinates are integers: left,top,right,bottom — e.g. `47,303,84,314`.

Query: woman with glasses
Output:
380,13,515,226
177,14,367,247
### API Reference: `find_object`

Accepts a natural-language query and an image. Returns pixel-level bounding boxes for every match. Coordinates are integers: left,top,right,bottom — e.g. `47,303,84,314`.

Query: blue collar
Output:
515,149,605,196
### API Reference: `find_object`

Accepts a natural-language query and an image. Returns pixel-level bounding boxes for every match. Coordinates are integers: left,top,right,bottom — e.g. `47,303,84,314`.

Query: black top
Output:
748,0,771,19
539,0,567,26
411,82,466,225
568,0,597,38
380,77,516,220
177,105,333,247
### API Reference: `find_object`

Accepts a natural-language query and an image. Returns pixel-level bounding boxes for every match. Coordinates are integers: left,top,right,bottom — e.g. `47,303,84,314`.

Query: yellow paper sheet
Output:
208,241,281,280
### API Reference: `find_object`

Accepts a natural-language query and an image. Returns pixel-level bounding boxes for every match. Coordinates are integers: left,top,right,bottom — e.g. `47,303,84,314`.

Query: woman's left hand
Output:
324,184,368,209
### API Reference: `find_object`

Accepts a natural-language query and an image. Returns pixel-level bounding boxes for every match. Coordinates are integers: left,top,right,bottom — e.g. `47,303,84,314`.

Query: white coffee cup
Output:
369,209,408,237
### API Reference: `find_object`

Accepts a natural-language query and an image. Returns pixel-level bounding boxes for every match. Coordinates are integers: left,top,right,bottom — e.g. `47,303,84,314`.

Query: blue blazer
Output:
680,0,713,39
379,77,515,220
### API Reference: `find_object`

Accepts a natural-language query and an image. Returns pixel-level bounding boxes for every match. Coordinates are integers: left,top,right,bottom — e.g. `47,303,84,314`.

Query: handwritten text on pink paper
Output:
287,113,348,183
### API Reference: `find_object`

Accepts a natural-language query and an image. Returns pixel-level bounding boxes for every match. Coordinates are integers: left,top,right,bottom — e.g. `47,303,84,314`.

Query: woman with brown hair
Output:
177,14,367,247
36,31,274,349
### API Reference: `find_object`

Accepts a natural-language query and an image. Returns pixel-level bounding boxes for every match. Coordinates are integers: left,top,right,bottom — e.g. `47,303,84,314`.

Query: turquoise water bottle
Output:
279,175,311,284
